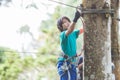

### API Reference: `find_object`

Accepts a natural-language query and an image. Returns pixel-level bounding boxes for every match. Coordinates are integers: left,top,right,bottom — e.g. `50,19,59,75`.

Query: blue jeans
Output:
57,61,77,80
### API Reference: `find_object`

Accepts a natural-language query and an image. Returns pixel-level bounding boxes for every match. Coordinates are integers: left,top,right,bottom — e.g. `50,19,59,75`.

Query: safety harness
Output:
59,48,84,80
60,55,76,80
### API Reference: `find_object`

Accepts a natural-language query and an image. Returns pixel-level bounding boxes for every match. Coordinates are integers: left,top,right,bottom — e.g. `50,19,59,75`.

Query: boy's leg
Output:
69,64,77,80
80,72,83,80
57,61,68,80
60,72,68,80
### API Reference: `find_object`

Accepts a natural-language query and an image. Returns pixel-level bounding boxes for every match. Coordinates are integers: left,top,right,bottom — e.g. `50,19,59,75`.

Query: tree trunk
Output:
82,0,113,80
111,0,120,80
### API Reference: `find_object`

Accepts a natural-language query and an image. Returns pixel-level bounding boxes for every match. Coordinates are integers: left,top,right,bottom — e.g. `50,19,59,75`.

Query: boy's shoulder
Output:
74,29,79,32
60,31,66,36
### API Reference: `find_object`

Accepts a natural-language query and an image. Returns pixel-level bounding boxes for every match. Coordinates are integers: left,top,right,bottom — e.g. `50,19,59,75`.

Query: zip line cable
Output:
49,0,114,14
49,0,120,21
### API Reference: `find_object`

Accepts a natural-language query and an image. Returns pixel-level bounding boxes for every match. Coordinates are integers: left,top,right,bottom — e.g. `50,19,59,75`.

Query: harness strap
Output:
59,52,68,59
60,61,72,80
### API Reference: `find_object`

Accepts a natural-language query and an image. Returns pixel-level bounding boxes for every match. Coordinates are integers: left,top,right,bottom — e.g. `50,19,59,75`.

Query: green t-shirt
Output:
58,30,79,61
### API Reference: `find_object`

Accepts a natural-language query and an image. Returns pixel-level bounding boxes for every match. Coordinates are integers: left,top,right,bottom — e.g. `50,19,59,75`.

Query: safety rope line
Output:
50,0,112,14
0,50,38,53
49,0,115,13
49,0,120,21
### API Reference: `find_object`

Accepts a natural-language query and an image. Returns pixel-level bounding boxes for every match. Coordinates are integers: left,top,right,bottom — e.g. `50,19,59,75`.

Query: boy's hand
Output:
73,10,81,23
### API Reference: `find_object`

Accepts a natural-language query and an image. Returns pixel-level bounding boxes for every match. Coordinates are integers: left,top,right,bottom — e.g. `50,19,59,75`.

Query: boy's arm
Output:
79,17,85,35
78,63,83,69
79,28,84,35
65,22,76,36
65,10,81,36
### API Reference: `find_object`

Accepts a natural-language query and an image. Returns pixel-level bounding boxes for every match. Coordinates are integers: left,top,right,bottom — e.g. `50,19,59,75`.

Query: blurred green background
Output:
0,0,83,80
1,0,119,80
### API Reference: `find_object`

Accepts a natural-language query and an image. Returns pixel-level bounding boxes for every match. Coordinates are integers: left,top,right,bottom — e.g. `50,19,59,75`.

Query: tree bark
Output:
111,0,120,80
82,0,113,80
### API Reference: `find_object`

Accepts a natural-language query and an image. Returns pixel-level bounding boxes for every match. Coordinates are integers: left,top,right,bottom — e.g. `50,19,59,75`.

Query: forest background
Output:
0,0,120,80
0,0,85,80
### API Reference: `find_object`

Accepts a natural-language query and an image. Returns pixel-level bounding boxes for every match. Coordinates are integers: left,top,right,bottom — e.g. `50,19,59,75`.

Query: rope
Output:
0,50,38,53
49,0,115,13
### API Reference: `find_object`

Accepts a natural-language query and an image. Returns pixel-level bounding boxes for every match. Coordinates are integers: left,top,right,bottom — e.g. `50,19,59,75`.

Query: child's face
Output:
62,18,70,30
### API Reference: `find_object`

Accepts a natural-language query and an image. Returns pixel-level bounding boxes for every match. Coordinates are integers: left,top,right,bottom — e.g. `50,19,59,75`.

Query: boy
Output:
57,10,84,80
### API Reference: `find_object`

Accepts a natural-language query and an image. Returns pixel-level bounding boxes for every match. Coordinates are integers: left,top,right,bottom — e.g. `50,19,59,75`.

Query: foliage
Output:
37,27,60,55
18,25,30,34
0,46,58,80
0,47,35,80
0,47,6,63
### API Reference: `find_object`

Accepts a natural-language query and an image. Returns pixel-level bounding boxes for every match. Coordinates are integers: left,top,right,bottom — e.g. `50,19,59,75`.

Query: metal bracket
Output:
116,18,120,21
77,4,115,14
81,9,115,14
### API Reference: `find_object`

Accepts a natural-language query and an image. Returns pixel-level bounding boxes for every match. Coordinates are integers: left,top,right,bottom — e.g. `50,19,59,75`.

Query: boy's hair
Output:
57,16,71,32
